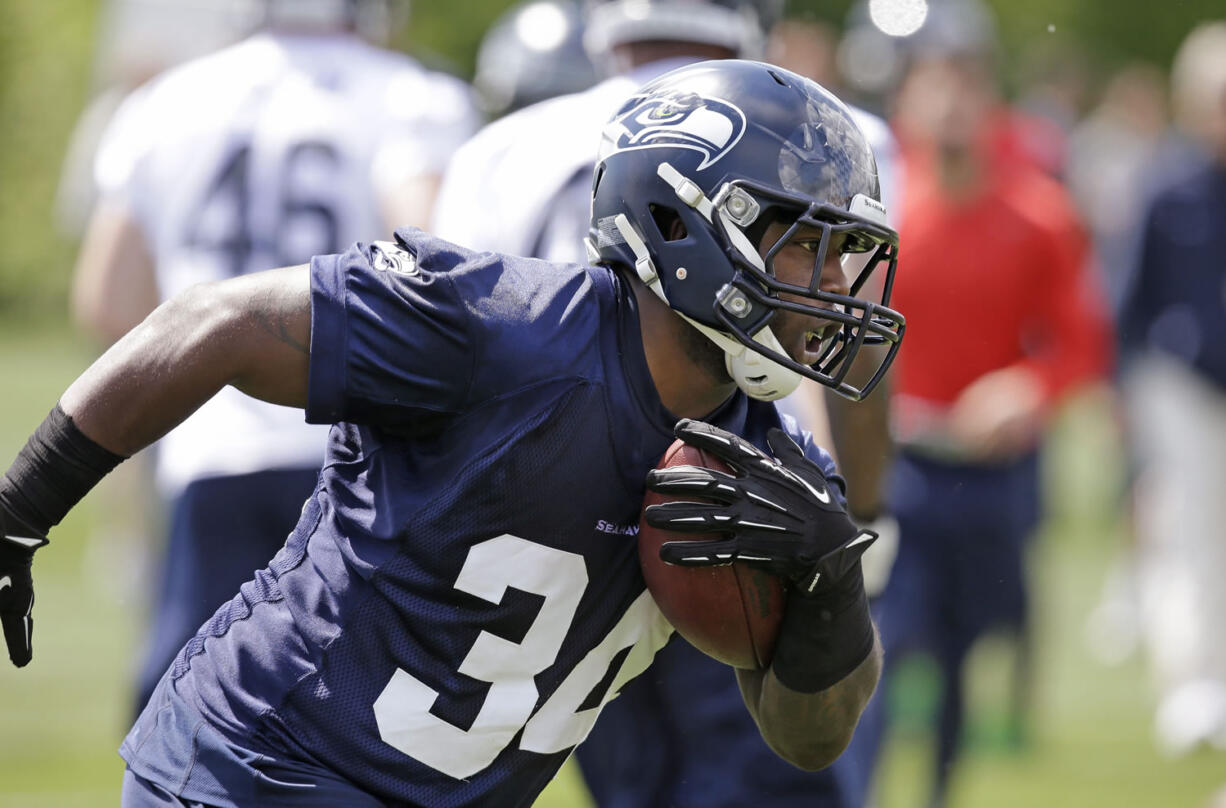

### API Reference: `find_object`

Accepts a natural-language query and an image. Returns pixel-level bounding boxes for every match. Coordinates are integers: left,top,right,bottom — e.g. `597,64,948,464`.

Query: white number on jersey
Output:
186,141,342,276
372,534,672,779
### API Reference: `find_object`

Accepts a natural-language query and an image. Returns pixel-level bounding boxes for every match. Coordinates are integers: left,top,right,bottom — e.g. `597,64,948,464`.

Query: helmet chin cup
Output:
723,326,801,401
683,315,801,402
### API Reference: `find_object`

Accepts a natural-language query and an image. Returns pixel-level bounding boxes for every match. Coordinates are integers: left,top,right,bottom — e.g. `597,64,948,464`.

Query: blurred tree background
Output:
0,0,1222,322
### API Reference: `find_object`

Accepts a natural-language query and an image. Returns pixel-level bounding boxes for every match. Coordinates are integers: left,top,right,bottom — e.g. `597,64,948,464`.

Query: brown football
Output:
638,438,787,670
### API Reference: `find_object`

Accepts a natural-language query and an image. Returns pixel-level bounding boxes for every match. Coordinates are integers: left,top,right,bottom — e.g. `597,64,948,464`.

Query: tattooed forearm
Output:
735,629,882,770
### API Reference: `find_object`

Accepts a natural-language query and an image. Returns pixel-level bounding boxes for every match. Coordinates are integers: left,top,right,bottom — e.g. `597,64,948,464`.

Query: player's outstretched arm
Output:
644,419,882,769
0,265,311,668
62,265,312,454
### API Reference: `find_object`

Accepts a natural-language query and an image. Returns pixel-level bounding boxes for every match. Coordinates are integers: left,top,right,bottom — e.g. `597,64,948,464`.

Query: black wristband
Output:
770,566,875,693
0,404,126,537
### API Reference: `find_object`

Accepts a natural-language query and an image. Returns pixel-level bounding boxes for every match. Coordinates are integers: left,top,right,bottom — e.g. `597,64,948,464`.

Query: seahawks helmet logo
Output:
602,91,746,171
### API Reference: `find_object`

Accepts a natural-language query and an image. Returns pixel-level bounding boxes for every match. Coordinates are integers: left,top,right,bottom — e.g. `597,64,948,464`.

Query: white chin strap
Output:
722,329,802,402
609,162,803,402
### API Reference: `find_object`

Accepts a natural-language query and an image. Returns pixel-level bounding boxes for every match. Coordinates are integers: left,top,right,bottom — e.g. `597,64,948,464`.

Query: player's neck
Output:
630,280,738,419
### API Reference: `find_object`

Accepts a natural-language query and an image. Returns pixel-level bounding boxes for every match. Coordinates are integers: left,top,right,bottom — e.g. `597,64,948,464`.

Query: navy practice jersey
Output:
120,229,843,808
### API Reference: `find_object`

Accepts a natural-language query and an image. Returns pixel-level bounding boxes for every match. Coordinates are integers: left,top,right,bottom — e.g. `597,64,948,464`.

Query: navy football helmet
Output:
587,59,904,401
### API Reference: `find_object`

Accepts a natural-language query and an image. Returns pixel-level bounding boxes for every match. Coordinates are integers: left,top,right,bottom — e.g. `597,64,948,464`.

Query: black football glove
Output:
645,419,877,597
0,522,48,668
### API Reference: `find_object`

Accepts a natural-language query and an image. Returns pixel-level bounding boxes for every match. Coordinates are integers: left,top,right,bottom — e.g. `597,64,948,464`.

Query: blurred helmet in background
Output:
237,0,411,43
581,0,784,62
474,0,599,118
837,0,996,98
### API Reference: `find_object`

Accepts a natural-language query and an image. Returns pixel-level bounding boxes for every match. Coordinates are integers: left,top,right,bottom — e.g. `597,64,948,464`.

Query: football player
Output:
70,0,479,718
433,2,901,804
0,60,902,807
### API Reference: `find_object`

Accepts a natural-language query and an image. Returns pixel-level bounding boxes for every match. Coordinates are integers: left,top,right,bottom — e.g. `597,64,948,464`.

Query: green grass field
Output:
0,321,1222,808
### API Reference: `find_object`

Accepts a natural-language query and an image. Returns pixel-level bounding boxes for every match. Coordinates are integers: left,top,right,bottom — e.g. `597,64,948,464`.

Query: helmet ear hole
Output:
649,204,688,242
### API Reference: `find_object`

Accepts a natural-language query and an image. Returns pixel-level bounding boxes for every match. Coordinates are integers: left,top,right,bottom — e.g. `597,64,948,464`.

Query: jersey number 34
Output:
372,534,672,779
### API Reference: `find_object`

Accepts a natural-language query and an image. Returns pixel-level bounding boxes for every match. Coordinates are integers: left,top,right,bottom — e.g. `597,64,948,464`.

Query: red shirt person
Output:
887,50,1111,463
890,110,1111,459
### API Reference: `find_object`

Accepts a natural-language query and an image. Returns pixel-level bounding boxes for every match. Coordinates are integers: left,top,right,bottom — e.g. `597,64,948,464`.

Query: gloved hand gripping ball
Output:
637,419,877,670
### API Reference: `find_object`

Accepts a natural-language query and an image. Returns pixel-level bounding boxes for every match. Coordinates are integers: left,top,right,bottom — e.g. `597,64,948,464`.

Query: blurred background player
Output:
835,2,1113,806
1115,20,1226,758
433,2,899,805
1069,61,1168,674
1067,62,1169,309
69,0,479,718
435,0,779,265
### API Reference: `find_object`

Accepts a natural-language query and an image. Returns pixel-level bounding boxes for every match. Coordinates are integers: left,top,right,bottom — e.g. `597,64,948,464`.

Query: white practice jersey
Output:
96,32,480,495
432,60,682,261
